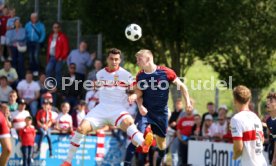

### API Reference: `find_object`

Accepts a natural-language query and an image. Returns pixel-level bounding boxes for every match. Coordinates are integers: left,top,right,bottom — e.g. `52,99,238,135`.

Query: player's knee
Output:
156,139,166,150
77,126,89,135
120,117,134,131
157,143,166,150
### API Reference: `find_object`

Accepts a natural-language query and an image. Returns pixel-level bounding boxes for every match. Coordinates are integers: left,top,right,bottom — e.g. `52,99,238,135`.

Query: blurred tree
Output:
75,0,196,76
185,0,276,107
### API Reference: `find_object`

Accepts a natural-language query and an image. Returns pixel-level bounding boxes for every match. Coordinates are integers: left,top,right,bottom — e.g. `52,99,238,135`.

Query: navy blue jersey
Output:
136,66,177,115
266,117,276,142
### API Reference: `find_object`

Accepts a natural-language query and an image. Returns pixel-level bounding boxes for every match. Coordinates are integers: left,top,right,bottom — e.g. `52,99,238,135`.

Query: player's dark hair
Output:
267,92,276,100
107,48,121,56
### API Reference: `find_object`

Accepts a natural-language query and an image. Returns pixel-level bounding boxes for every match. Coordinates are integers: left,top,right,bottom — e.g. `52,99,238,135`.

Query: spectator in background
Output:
222,116,233,143
10,18,26,80
0,103,12,165
213,105,228,140
191,114,202,139
201,102,218,131
8,90,18,112
17,71,40,117
5,8,18,60
176,106,194,166
0,6,10,61
178,98,197,119
61,63,83,112
19,116,36,166
0,76,12,103
72,100,86,129
10,99,30,131
41,93,59,129
42,92,59,113
67,41,95,81
25,13,46,76
201,114,217,139
85,89,99,111
38,73,57,106
87,59,103,81
46,22,69,88
36,99,53,157
55,102,73,134
0,60,18,88
167,98,183,166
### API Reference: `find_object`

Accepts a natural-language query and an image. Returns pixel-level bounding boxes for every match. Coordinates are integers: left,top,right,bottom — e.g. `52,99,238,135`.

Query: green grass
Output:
185,60,233,115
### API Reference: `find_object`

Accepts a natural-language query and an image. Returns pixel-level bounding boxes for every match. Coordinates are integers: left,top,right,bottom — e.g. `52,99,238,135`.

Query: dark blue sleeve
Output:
267,119,276,142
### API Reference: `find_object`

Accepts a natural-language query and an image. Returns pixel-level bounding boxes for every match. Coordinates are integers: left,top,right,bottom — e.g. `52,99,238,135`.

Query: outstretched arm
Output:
173,78,193,110
128,85,143,104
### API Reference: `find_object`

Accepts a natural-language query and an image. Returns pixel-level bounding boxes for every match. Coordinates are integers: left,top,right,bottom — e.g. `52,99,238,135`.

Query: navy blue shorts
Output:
135,113,168,138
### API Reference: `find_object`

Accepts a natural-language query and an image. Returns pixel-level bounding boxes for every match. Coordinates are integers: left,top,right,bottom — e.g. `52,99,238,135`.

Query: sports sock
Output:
124,143,136,166
126,124,144,146
156,149,166,166
65,132,85,163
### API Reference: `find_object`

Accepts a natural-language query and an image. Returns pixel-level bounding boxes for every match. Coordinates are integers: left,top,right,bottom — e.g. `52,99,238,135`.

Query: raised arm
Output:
172,78,193,111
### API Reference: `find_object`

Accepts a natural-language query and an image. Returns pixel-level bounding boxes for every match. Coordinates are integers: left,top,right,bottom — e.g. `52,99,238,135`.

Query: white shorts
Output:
84,103,132,130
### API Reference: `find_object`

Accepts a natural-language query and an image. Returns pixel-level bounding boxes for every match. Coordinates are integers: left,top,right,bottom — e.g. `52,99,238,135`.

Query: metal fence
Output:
5,0,102,60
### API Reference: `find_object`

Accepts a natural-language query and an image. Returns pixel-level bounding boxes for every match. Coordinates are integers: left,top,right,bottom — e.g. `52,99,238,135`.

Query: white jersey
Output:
11,110,31,129
96,67,133,107
231,110,267,166
56,113,73,130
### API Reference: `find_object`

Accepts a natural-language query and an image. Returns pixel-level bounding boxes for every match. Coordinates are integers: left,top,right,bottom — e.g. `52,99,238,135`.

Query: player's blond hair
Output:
233,85,251,104
135,49,153,59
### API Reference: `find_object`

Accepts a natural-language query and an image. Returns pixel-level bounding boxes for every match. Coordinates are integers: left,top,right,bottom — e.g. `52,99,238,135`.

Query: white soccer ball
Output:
125,23,142,41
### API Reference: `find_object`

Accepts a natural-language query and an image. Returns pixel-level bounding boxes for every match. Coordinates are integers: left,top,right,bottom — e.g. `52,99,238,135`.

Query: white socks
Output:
65,132,85,163
126,124,144,146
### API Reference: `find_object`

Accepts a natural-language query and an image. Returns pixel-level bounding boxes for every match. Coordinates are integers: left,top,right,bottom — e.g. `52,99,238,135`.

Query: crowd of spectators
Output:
0,4,273,166
0,4,103,164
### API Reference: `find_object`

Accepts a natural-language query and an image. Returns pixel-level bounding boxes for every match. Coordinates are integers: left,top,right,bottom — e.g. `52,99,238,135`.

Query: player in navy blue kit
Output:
266,92,276,166
128,49,193,166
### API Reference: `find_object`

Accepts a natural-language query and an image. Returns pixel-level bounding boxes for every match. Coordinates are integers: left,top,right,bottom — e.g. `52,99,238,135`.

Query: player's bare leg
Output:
61,120,93,166
155,135,167,166
120,117,153,152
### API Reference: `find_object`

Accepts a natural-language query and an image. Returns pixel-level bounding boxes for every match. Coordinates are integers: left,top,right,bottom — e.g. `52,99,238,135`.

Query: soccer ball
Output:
125,23,142,41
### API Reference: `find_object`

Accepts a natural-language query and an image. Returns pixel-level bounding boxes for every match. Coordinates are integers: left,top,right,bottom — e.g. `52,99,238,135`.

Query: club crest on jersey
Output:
114,74,119,81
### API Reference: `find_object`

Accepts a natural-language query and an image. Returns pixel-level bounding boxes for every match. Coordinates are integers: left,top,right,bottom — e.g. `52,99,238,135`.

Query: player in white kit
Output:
230,85,267,166
61,48,153,166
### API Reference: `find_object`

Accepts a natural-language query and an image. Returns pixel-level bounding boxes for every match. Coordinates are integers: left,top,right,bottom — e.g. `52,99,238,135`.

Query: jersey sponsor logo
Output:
114,74,119,81
231,126,238,133
181,121,194,126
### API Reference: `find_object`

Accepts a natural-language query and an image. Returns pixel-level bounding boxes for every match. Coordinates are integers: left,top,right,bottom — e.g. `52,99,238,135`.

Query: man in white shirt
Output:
230,85,267,166
17,71,40,117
